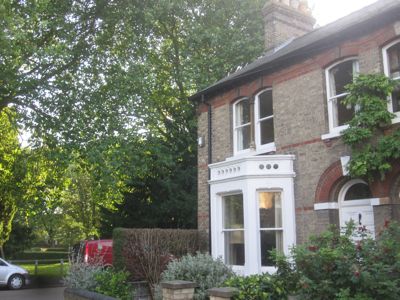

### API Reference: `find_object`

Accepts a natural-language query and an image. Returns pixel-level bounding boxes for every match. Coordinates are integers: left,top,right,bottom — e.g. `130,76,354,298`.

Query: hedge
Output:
17,250,69,260
112,228,206,284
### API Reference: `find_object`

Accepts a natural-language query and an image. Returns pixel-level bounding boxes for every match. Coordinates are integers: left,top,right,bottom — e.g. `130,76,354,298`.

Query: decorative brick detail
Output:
208,287,238,300
161,281,197,300
315,161,343,203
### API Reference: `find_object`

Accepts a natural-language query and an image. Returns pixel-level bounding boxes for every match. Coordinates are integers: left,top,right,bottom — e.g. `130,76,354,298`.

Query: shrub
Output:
94,268,134,300
224,273,287,300
161,252,234,300
277,221,400,300
113,227,206,298
64,249,104,290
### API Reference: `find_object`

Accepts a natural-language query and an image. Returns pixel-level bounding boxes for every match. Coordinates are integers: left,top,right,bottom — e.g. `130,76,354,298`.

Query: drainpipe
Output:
201,94,212,253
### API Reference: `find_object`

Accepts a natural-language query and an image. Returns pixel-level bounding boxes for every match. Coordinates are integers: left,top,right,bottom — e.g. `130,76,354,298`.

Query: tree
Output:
0,109,22,258
100,0,265,232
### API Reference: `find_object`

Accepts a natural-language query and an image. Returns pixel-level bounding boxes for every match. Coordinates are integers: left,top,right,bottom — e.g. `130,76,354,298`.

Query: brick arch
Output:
315,161,343,203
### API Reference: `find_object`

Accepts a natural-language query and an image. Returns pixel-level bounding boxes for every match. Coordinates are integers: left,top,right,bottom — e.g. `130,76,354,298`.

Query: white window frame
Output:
338,179,376,238
209,155,296,275
257,189,284,273
222,193,245,267
382,38,400,124
233,98,251,156
255,88,276,153
325,57,359,136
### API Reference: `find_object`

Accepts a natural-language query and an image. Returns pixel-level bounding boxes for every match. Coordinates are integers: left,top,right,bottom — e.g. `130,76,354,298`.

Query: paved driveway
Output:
0,287,65,300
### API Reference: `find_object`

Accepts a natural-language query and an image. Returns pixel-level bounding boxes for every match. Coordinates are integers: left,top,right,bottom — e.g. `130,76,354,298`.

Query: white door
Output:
339,179,375,238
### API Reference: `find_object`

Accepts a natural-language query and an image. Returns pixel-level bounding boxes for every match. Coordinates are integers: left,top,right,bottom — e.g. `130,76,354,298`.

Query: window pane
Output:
337,95,355,126
344,183,372,200
329,60,354,96
224,231,245,265
260,118,274,145
224,194,244,229
260,230,283,267
259,90,273,118
259,192,282,228
388,43,400,79
236,125,251,151
392,84,400,113
235,99,250,126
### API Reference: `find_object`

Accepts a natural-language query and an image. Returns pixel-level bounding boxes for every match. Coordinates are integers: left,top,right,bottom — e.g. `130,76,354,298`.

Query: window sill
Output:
321,131,342,140
230,143,276,161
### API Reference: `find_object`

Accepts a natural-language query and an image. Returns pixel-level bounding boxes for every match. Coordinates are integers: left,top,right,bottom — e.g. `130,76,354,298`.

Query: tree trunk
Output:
0,245,5,259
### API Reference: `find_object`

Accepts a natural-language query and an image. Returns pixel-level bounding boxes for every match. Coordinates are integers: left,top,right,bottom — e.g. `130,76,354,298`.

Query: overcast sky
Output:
309,0,378,26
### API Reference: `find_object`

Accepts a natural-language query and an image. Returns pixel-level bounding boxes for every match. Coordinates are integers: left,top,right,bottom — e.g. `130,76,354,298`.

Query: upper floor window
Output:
383,39,400,116
233,90,275,155
326,58,359,134
233,98,251,153
255,89,274,151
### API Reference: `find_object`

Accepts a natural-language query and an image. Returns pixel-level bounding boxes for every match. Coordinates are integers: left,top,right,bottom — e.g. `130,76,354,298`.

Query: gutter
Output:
201,94,212,253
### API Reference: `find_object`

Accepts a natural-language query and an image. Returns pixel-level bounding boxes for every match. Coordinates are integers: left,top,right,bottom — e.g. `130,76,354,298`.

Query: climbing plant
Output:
342,74,399,180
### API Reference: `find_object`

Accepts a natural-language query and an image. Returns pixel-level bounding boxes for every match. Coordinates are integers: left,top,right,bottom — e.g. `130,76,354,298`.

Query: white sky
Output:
309,0,379,26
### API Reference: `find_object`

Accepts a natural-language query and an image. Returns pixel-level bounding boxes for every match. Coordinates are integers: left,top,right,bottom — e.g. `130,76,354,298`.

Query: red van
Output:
74,239,113,266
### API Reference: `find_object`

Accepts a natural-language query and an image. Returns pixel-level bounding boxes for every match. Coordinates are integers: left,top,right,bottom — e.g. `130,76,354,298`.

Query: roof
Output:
190,0,400,101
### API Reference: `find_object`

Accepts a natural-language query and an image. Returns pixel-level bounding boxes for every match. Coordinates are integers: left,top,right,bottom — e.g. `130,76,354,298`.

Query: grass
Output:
18,262,70,278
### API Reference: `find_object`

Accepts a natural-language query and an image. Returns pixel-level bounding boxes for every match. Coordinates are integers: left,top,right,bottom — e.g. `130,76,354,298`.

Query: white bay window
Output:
209,155,296,275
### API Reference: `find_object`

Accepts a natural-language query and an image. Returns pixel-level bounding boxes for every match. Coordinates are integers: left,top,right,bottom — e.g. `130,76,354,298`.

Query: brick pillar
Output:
161,280,197,300
208,287,238,300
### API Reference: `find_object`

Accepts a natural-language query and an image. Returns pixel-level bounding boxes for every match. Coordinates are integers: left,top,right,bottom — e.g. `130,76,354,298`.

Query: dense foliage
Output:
342,74,399,180
275,222,400,300
2,0,265,246
0,109,22,257
224,274,287,300
162,252,234,300
94,269,134,300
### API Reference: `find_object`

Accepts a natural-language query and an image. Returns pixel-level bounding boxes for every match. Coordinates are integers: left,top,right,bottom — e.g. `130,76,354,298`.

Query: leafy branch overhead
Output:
342,74,399,180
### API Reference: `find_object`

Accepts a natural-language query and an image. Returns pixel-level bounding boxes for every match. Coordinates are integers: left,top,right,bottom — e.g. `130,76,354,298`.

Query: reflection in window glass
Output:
257,90,274,146
259,90,273,118
223,194,245,266
259,192,283,267
328,60,358,127
260,118,274,145
235,99,250,126
234,99,251,151
388,43,400,112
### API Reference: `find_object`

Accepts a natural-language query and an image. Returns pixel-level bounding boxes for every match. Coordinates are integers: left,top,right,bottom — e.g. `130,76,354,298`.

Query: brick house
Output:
190,0,400,275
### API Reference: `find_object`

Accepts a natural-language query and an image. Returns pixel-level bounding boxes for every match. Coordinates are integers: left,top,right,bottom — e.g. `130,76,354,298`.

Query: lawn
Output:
18,262,69,277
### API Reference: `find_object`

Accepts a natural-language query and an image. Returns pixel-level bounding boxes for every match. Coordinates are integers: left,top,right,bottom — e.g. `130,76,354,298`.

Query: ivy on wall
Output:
342,74,399,181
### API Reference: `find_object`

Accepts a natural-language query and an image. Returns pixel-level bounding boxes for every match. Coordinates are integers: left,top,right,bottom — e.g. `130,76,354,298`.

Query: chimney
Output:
262,0,315,52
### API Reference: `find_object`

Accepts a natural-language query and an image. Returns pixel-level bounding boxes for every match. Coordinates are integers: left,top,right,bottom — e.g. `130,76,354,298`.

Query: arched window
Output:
255,89,275,151
325,58,359,134
233,98,251,153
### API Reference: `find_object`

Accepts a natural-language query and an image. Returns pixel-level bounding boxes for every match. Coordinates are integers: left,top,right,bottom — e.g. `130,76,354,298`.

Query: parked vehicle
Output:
72,239,113,266
0,258,29,290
